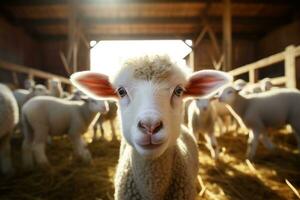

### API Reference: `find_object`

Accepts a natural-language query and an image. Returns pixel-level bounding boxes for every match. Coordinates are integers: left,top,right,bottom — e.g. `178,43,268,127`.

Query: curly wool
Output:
114,126,199,200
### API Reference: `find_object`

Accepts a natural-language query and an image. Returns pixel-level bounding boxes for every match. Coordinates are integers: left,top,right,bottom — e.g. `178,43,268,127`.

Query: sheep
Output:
48,78,63,98
67,89,85,101
24,78,35,90
188,98,219,159
0,83,19,175
219,86,300,160
259,78,273,92
92,101,118,141
21,96,108,170
71,55,231,200
233,79,247,91
13,84,49,116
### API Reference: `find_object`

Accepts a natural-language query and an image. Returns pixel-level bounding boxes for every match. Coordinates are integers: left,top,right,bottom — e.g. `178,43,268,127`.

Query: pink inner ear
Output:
77,74,117,97
184,76,226,96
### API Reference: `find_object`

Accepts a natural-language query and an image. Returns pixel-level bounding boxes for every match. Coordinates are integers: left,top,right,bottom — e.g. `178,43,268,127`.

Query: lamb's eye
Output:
117,87,127,97
173,86,184,97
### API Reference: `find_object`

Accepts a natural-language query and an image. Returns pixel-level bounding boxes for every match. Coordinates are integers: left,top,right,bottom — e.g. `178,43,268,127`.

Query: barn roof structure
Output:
1,0,298,41
0,0,299,89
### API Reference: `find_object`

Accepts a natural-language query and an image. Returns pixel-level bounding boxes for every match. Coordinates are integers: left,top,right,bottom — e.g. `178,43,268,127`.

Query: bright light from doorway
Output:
90,40,192,76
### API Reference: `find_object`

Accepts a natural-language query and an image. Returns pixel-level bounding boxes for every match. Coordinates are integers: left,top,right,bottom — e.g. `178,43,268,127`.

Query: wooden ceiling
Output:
0,0,298,41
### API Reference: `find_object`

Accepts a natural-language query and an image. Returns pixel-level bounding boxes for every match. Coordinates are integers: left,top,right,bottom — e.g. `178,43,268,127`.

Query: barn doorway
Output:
90,40,192,75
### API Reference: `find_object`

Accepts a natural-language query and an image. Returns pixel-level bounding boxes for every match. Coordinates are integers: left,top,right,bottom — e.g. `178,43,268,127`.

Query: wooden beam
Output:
194,26,207,47
23,16,289,27
207,25,221,56
0,59,71,84
223,0,232,71
0,0,296,5
59,51,71,75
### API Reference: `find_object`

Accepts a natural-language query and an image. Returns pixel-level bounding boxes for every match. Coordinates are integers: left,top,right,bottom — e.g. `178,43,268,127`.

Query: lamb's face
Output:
219,86,238,104
195,98,210,112
113,68,186,159
70,55,232,160
88,99,109,113
24,79,35,90
33,85,48,96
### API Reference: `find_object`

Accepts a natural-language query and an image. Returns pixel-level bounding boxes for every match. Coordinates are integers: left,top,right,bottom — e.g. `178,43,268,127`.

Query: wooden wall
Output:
193,38,256,71
0,15,90,87
0,16,40,68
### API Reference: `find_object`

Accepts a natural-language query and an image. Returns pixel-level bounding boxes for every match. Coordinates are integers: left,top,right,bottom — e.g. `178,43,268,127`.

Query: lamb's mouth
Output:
138,142,165,150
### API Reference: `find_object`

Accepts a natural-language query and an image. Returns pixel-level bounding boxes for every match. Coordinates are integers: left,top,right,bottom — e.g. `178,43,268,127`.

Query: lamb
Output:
92,101,118,141
188,98,219,159
71,55,231,200
0,83,19,175
21,96,108,169
24,78,35,90
219,86,300,159
233,79,247,91
48,78,63,98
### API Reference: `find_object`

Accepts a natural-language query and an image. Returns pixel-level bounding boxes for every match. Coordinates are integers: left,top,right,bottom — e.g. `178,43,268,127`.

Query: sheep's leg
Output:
246,129,260,160
22,136,34,170
100,121,105,139
216,117,224,134
69,133,92,164
32,126,50,168
204,132,219,159
92,118,99,141
110,119,117,141
260,132,275,151
290,122,300,152
0,133,14,175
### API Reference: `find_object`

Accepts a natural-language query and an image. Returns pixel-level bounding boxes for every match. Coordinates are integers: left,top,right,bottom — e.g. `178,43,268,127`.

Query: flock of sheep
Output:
0,54,300,200
0,78,116,175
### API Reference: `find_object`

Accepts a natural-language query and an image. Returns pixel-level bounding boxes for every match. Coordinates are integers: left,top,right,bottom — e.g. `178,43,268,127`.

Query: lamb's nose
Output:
137,120,163,135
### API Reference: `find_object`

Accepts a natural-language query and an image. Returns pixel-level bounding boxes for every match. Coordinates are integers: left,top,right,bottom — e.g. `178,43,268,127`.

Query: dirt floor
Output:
0,121,300,200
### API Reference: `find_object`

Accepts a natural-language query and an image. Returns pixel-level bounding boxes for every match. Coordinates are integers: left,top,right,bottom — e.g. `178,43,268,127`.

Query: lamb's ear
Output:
70,71,117,100
184,70,232,98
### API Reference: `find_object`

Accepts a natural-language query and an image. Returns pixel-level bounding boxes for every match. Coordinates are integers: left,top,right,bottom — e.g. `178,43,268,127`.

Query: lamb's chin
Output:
134,141,168,159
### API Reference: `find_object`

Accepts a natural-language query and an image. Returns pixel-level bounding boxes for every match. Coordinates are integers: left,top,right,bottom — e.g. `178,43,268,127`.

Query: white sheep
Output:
24,78,35,90
219,86,300,159
233,79,247,91
188,98,220,159
0,83,19,175
71,55,231,199
48,78,63,98
13,84,49,110
21,96,108,169
92,101,118,141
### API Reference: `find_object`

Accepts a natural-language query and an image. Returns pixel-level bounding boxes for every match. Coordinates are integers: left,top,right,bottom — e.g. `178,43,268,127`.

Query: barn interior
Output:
0,0,300,199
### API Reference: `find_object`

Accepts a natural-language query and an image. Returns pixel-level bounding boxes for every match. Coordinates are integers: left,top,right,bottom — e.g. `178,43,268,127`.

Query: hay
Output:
285,179,300,199
1,120,300,200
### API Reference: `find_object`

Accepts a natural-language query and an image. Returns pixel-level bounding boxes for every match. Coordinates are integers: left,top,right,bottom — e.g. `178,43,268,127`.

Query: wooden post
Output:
284,45,296,88
249,69,256,83
223,0,232,71
12,72,19,87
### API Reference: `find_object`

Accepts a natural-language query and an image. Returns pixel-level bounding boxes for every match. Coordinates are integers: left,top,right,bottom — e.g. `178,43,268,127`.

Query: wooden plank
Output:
229,51,285,76
222,0,232,71
1,0,294,5
284,45,296,88
271,76,286,86
24,16,288,27
0,59,71,85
